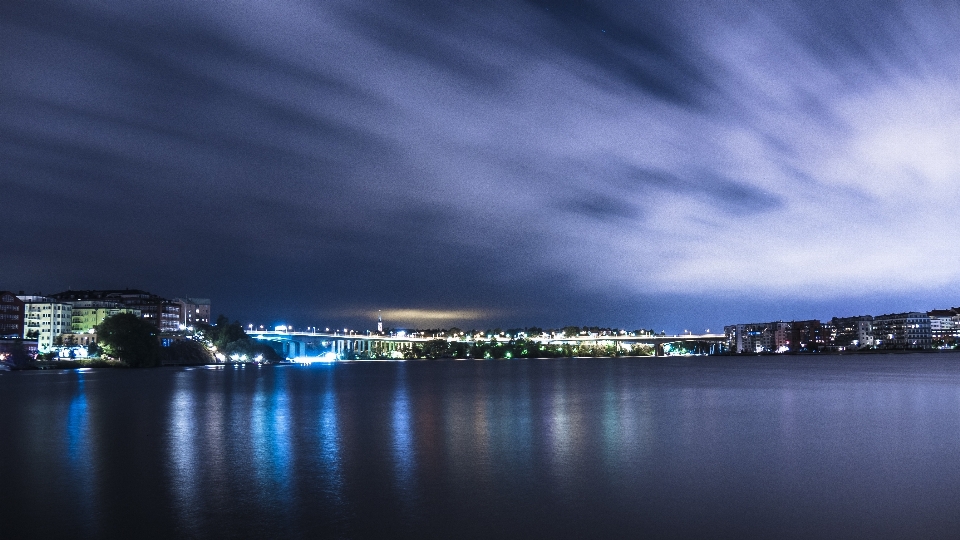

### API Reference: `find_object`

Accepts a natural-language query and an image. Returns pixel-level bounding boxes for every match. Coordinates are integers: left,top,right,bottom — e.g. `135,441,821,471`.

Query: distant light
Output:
275,325,287,332
291,352,338,364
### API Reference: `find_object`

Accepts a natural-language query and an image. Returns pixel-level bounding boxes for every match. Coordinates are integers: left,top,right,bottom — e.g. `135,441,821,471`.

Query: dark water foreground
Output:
4,355,960,539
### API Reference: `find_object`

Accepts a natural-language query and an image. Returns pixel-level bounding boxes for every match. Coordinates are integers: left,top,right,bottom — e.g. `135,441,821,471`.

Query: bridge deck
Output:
249,331,726,343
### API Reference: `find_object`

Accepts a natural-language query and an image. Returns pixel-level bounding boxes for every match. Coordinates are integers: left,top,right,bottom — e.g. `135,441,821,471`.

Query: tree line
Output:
9,313,283,369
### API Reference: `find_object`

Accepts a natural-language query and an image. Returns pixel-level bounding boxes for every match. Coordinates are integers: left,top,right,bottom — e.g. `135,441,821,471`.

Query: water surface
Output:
3,355,960,538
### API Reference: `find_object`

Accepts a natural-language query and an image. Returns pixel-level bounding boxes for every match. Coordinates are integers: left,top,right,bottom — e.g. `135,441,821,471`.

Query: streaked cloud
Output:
2,0,959,330
329,308,499,327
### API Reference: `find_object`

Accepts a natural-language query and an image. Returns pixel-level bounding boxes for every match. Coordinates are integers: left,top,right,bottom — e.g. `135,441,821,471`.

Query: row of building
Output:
724,309,959,353
0,289,210,353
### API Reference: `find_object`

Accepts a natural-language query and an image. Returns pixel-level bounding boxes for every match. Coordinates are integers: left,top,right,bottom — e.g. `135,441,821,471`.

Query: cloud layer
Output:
3,0,959,329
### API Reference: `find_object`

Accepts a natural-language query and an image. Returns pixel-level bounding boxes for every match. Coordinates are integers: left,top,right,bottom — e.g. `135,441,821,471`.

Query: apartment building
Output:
871,312,932,349
173,297,211,327
18,295,73,352
0,291,25,339
50,289,182,332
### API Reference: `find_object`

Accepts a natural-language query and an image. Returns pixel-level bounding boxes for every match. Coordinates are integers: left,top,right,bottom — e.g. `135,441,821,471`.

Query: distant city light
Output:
291,352,338,364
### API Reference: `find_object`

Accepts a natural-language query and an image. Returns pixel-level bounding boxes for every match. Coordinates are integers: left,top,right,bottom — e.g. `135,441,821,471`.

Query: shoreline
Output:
7,347,958,371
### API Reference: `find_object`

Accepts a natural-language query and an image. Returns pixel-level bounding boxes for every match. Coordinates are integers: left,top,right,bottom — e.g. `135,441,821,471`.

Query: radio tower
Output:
377,310,383,333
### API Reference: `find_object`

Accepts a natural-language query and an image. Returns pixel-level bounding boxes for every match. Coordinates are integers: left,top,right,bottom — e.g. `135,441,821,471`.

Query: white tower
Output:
377,311,383,333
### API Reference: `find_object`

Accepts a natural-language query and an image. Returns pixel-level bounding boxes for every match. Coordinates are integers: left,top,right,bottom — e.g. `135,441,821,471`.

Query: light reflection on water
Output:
318,371,345,512
6,356,960,538
66,372,98,537
250,367,294,519
392,363,416,501
169,374,199,536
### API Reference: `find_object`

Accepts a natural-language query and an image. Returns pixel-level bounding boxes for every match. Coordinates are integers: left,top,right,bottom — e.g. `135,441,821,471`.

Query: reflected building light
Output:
319,381,345,509
392,368,416,495
67,376,89,464
602,384,621,465
250,371,294,514
548,376,575,483
169,376,200,536
66,373,98,536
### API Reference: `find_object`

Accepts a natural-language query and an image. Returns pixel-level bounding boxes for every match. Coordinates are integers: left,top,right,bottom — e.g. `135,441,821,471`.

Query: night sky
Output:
3,1,959,332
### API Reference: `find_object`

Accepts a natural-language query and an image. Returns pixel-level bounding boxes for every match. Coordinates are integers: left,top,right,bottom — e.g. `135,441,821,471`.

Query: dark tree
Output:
160,339,214,365
5,339,34,369
98,313,161,367
422,339,452,359
562,326,581,337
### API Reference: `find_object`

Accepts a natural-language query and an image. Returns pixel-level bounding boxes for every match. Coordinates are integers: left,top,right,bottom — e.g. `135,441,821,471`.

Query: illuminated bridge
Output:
248,330,728,359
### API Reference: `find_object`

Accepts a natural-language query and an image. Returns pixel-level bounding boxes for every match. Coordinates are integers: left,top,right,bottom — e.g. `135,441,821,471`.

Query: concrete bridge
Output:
248,330,727,359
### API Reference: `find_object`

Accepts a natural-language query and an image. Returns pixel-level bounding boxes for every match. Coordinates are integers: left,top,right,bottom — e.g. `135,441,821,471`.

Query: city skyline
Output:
3,1,959,331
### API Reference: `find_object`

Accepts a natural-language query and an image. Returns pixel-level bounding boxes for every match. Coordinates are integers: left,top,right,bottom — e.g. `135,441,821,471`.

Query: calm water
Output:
4,355,960,538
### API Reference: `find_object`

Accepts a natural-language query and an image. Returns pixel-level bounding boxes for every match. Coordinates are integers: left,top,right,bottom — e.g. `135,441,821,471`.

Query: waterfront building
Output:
50,289,182,332
69,300,141,333
0,338,38,358
769,322,791,352
829,316,874,350
789,320,826,352
725,320,827,353
59,332,98,348
928,309,959,346
17,295,73,352
725,322,783,353
172,297,211,327
871,312,932,349
0,291,25,339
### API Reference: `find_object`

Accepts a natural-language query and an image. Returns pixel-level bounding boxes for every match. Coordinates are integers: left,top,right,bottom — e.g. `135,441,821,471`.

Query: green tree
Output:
98,313,161,367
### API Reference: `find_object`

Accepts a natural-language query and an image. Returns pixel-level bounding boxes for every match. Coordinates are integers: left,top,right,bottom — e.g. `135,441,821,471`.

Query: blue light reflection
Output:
319,376,345,509
392,365,416,498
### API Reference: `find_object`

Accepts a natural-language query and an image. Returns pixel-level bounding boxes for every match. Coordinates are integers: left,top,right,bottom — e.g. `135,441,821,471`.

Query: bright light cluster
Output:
291,352,339,364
